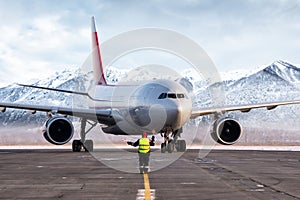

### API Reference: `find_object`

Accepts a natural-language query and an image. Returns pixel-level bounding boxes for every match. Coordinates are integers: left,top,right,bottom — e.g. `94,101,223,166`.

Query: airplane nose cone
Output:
165,102,178,123
128,98,191,132
165,99,192,130
164,100,181,128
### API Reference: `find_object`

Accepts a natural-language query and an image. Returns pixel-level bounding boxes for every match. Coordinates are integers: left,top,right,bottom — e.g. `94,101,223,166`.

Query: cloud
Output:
0,14,85,86
0,1,93,86
0,0,299,86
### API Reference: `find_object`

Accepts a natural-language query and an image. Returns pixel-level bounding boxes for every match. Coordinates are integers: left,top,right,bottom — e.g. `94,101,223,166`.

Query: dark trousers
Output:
139,153,150,167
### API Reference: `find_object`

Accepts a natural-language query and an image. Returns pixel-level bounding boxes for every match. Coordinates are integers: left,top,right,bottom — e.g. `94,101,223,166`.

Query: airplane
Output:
1,16,300,153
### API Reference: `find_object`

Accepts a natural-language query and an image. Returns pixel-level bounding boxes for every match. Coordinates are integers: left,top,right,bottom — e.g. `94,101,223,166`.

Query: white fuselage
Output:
88,79,193,135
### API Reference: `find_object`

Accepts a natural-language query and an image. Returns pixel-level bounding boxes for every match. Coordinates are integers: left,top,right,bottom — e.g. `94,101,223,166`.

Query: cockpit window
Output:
167,93,177,98
158,93,186,99
177,93,185,98
158,93,167,99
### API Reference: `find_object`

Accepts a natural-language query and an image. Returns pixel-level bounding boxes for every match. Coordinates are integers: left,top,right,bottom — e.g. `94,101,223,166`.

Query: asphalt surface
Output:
0,149,299,200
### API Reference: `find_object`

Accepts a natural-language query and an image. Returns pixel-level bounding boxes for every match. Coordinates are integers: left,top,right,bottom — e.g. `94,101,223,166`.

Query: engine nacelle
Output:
211,117,242,145
43,116,74,145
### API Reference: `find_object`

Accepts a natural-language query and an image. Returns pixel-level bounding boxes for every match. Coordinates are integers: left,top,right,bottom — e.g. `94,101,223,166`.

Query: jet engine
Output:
211,117,242,145
43,116,74,145
129,106,151,127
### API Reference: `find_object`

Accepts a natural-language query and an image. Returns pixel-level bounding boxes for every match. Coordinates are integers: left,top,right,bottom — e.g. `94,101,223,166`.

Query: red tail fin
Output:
91,16,107,85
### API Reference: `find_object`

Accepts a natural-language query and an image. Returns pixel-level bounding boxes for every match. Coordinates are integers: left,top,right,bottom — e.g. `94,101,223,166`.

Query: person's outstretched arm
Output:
127,139,139,147
150,136,155,146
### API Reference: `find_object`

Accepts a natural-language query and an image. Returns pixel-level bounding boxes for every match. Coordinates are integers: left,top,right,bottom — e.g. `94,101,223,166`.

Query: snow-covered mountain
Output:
0,60,300,128
206,60,300,127
213,60,300,105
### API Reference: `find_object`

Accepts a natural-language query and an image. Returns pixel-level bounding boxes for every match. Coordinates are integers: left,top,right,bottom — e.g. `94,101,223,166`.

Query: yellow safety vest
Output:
138,138,150,154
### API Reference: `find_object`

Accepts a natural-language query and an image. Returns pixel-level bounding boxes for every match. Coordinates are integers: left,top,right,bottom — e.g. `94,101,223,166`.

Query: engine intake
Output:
43,116,74,145
211,117,242,145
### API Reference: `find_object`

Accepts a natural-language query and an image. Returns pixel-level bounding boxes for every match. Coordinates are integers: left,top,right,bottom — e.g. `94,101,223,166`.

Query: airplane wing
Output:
191,100,300,118
0,102,115,125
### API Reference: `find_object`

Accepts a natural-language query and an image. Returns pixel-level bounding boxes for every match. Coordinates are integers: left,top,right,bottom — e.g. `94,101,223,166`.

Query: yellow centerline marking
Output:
143,173,151,200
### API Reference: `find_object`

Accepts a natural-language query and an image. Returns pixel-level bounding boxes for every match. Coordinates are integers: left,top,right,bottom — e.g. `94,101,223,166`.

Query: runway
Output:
0,149,299,200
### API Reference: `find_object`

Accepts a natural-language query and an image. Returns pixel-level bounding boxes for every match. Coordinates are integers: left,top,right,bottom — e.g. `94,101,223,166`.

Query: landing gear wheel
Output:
176,140,186,152
83,140,94,152
72,140,82,152
161,143,167,153
75,118,97,153
167,141,175,153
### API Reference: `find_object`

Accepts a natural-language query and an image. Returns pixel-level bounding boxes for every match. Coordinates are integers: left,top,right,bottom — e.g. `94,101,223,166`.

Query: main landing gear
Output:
160,128,186,153
72,118,97,152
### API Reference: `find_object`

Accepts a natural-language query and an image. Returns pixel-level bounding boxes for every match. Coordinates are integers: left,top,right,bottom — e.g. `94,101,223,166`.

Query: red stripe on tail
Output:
91,16,107,85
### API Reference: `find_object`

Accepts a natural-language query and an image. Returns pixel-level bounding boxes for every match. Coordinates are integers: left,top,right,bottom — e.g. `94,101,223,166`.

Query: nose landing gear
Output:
160,128,186,153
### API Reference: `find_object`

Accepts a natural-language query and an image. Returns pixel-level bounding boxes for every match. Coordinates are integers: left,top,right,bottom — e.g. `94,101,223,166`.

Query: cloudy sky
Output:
0,0,300,87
